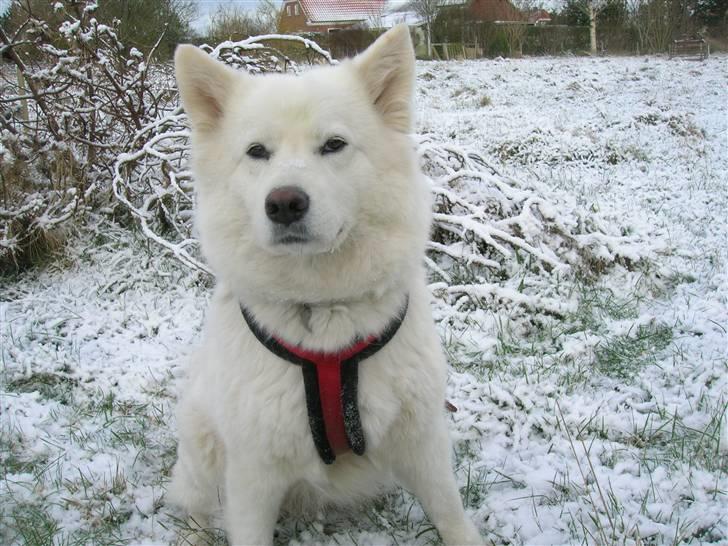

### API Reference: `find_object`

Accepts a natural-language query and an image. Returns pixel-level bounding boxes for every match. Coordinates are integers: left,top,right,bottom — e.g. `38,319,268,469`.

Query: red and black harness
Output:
239,298,408,464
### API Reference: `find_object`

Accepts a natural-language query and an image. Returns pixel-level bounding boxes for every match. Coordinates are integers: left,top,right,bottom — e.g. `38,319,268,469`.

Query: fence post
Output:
16,66,29,122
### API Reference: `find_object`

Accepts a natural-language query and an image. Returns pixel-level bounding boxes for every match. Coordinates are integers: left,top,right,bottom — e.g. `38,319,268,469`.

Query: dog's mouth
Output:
271,225,313,246
276,234,310,245
266,222,350,256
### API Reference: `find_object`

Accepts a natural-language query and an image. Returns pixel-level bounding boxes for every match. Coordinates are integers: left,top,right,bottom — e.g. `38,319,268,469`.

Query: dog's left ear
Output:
353,24,415,133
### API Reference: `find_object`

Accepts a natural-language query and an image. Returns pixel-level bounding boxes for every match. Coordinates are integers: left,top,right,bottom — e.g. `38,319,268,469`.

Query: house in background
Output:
277,0,428,57
277,0,551,34
278,0,387,34
526,9,552,25
275,0,551,58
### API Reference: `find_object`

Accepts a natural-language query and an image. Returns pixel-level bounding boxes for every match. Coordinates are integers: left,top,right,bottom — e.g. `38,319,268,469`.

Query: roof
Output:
379,9,424,28
298,0,388,23
527,8,551,23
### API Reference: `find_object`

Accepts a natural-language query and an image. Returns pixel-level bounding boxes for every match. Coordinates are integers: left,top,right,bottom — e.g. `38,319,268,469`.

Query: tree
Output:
405,0,457,57
627,0,692,52
2,0,196,57
0,1,12,28
593,0,631,52
693,0,728,29
503,0,536,57
207,1,280,44
255,0,281,33
563,0,615,53
96,0,196,56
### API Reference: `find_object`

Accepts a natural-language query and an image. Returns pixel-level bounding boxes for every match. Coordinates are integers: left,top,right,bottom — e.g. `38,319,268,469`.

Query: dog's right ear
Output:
175,45,239,131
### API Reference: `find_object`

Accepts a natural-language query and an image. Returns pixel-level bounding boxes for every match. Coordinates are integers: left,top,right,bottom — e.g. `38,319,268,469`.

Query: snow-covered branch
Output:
419,137,649,315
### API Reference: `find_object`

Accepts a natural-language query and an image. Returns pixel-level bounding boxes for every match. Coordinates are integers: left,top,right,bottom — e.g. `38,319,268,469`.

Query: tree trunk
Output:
426,21,432,58
589,3,598,54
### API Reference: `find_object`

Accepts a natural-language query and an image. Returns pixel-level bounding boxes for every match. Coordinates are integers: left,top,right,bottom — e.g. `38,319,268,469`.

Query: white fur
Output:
169,26,482,545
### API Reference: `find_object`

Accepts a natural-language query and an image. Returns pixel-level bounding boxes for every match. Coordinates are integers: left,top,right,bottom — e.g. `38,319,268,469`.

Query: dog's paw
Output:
441,519,484,546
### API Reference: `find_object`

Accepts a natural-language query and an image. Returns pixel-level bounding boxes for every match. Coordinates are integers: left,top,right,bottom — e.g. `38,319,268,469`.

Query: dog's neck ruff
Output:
239,297,408,464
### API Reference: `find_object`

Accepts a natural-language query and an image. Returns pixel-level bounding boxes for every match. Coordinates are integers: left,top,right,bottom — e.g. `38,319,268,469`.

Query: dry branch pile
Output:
420,139,647,315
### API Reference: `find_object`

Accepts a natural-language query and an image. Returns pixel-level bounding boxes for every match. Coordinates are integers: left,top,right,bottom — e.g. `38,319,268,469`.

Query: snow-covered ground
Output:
2,54,726,545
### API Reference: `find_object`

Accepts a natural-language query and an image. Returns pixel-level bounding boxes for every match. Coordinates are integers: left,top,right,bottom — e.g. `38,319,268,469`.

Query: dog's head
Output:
175,26,430,303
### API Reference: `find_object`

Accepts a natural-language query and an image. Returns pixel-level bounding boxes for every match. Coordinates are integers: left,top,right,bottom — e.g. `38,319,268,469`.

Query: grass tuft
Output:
6,372,78,405
594,323,673,380
4,504,60,546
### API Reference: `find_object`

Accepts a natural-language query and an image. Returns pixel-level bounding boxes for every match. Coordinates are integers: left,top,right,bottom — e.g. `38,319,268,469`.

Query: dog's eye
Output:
247,143,271,160
321,137,347,155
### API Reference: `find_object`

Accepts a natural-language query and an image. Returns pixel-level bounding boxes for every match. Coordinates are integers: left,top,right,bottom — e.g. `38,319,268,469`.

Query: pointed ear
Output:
353,24,415,133
175,45,239,131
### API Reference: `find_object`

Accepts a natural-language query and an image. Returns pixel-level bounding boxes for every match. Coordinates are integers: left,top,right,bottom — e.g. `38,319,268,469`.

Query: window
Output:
294,4,299,15
287,4,292,15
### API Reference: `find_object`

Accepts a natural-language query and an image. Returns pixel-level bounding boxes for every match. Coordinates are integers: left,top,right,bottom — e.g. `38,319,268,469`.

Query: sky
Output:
192,0,266,32
0,1,265,33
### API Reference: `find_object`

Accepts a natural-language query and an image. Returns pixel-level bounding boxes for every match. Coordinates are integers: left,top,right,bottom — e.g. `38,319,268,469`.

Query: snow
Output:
1,54,727,545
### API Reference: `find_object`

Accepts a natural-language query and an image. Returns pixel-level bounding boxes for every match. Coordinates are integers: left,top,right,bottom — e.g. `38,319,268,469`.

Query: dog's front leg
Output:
393,419,482,546
223,462,288,546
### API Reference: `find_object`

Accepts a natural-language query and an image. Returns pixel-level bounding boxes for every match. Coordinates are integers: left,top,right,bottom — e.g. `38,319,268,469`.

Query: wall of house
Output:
278,1,309,33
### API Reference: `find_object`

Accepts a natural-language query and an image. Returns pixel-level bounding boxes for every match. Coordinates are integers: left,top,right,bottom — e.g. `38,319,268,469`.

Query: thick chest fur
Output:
185,288,446,486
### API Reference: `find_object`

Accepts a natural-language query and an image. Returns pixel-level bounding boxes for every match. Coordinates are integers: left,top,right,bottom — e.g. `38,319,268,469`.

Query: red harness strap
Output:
239,298,408,464
275,336,376,456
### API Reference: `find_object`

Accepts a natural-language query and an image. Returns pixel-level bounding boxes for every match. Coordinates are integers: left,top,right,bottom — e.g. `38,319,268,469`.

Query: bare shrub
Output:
0,1,173,271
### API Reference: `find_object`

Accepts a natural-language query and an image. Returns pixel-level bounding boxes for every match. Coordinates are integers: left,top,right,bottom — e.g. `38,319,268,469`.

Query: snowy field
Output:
2,54,726,545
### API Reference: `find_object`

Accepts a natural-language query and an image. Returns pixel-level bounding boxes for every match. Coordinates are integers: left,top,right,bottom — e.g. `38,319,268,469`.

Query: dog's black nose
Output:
265,186,310,225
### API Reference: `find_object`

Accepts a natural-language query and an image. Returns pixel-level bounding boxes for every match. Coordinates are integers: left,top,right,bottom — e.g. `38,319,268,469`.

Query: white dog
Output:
169,25,482,546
